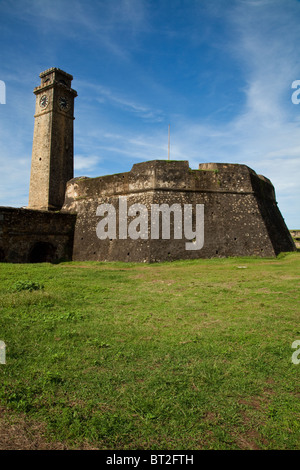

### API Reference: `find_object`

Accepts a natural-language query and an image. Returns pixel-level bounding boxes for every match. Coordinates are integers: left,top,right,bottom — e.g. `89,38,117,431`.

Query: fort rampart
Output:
62,160,296,262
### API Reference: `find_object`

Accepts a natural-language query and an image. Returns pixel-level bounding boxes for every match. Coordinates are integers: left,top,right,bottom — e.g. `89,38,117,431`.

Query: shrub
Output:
11,280,44,292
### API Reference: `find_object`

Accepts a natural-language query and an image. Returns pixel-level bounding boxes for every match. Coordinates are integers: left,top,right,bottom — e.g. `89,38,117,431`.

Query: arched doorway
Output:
29,242,56,263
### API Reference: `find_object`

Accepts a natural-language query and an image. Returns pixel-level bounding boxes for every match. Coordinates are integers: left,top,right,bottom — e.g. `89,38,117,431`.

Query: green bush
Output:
11,280,44,292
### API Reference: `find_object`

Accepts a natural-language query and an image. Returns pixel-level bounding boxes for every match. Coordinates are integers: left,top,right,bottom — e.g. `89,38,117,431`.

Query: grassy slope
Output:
0,253,299,450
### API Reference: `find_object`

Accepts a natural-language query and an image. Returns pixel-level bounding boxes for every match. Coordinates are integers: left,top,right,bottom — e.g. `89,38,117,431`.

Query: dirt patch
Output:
0,407,66,450
232,408,268,449
239,397,262,411
0,407,97,450
234,429,263,450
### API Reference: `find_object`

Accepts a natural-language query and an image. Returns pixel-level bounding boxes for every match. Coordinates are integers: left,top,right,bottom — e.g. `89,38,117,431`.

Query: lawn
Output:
0,253,299,450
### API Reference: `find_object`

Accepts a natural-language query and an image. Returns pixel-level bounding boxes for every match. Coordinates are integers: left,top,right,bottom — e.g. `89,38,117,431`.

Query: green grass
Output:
0,253,299,450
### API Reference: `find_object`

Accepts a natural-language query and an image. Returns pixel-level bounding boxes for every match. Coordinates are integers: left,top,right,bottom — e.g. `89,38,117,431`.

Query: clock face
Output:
59,96,69,111
39,94,49,109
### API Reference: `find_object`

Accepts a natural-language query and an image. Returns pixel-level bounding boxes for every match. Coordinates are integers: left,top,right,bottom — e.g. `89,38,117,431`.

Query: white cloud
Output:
74,154,103,171
77,80,164,123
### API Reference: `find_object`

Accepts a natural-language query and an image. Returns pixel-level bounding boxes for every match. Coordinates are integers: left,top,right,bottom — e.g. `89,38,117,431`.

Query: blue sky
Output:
0,0,300,228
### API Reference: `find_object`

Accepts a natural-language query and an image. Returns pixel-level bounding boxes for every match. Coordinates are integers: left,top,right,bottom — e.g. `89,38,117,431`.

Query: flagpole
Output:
168,124,170,160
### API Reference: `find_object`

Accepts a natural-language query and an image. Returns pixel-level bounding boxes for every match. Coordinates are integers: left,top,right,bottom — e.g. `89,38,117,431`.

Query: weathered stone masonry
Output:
0,207,76,263
62,160,296,263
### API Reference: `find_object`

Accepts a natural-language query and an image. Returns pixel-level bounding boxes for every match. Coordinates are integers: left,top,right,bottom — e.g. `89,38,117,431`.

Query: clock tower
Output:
28,68,77,210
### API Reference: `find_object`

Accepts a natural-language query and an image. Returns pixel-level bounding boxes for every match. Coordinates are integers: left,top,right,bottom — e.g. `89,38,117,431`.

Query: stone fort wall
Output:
62,160,296,262
0,207,76,263
290,230,300,248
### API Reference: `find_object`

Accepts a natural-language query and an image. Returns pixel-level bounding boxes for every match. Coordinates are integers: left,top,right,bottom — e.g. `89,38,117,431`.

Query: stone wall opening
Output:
29,242,56,263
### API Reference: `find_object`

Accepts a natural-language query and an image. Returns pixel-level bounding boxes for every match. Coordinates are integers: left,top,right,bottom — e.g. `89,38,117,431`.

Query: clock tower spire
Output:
28,68,77,210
